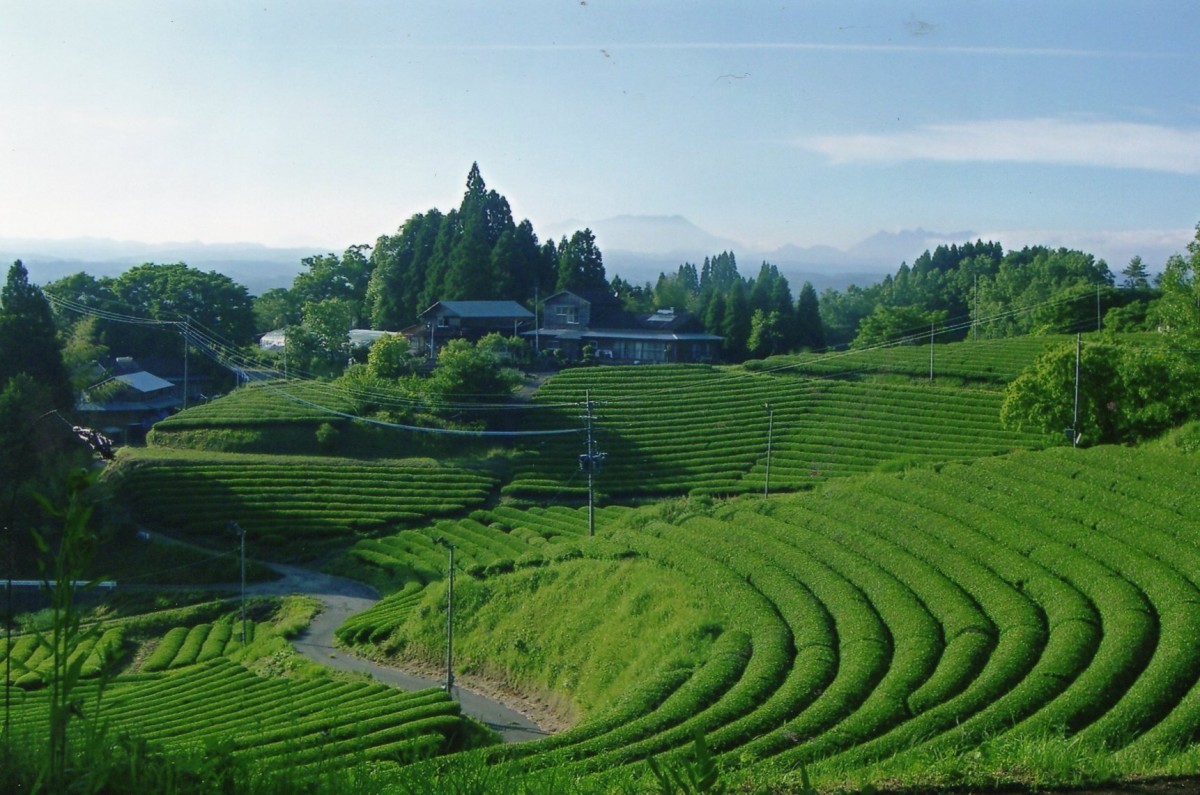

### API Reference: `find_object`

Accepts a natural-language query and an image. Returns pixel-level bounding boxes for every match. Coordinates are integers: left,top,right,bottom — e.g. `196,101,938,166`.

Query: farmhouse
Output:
75,357,184,443
527,290,722,364
406,300,535,358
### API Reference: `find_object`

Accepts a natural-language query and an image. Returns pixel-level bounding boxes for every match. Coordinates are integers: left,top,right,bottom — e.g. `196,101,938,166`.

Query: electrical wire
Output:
45,293,585,430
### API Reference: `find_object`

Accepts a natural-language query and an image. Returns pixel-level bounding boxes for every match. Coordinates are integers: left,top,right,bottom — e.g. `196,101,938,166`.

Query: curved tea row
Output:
343,445,1200,788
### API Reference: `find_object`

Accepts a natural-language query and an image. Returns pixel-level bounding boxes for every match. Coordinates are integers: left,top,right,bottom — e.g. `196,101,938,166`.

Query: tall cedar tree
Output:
556,229,608,293
0,261,73,410
796,281,826,351
363,165,556,329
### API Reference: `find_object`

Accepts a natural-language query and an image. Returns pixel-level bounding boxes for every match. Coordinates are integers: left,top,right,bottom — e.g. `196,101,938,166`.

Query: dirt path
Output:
251,563,553,743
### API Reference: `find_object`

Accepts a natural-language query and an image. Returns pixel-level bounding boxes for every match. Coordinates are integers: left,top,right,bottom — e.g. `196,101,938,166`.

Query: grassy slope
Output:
56,332,1200,791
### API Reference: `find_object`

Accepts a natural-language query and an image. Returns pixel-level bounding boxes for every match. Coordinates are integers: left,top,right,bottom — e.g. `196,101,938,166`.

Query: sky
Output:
3,1,1198,268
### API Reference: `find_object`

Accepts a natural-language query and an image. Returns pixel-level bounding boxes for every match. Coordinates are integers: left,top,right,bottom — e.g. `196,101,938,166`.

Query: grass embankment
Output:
380,556,722,726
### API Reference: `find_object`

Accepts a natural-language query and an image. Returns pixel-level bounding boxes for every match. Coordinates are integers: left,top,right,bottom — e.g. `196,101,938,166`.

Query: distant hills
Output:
9,218,1173,299
2,238,326,296
7,222,918,297
546,215,969,293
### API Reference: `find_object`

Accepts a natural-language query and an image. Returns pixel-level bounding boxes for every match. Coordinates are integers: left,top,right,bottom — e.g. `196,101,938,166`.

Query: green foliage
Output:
555,228,608,293
314,421,340,452
795,281,825,351
365,165,555,330
25,470,119,788
1121,255,1151,289
852,304,943,348
746,309,787,358
819,241,1002,347
975,247,1112,338
1001,339,1200,444
301,297,354,361
111,262,256,356
293,245,373,327
647,729,726,794
386,557,721,718
1156,420,1200,454
1148,222,1200,337
367,332,420,379
0,260,73,410
428,337,523,405
252,286,302,334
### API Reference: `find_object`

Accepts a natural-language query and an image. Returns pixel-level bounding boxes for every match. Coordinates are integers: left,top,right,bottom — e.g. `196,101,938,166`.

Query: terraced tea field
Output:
338,444,1200,791
745,334,1070,383
502,363,1046,501
6,658,478,769
40,333,1200,791
111,449,498,558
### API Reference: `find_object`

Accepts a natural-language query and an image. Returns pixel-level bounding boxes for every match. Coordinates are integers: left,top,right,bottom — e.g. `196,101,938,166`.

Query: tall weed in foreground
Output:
646,729,726,795
29,469,116,791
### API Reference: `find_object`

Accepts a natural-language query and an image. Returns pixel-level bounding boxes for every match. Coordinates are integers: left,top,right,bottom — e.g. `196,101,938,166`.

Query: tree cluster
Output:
43,263,256,379
361,163,605,331
816,231,1200,349
630,252,826,361
1001,340,1200,446
1,262,86,527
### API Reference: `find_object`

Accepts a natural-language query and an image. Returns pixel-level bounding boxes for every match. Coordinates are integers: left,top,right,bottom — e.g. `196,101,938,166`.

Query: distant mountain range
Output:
2,238,328,296
6,222,927,297
10,218,1173,299
545,215,971,293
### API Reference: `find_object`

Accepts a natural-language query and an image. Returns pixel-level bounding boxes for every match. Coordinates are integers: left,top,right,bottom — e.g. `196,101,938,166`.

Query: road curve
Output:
255,563,550,743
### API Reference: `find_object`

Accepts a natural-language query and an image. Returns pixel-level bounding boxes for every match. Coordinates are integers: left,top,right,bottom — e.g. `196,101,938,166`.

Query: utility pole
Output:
1096,284,1102,332
3,522,12,767
763,403,774,498
434,538,455,693
1072,333,1082,448
578,391,605,537
973,274,979,342
229,522,247,644
929,320,935,382
585,390,596,536
182,316,190,410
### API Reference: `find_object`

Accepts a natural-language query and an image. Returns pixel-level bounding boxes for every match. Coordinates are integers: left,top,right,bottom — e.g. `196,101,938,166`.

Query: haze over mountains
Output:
551,215,963,292
4,216,1178,297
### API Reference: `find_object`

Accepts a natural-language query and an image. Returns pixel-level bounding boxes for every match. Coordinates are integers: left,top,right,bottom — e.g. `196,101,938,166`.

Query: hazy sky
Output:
3,1,1198,263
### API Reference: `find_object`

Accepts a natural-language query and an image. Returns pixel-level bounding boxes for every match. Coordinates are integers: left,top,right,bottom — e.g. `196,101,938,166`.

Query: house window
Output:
555,305,579,325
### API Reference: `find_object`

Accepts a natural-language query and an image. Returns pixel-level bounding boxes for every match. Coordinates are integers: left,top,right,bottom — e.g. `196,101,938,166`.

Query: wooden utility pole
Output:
763,403,774,498
1072,333,1082,447
434,538,455,693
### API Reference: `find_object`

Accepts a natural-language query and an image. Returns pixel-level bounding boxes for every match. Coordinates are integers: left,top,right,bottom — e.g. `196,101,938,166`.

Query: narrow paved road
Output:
252,563,549,743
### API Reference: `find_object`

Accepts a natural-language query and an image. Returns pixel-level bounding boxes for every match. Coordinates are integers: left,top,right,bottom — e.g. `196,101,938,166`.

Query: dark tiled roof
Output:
419,301,534,320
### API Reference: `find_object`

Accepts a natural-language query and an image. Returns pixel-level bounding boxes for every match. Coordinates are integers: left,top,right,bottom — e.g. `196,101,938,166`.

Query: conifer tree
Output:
0,261,73,409
795,281,826,351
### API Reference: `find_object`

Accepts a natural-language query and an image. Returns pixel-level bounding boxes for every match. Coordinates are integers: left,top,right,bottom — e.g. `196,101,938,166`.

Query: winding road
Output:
249,563,549,743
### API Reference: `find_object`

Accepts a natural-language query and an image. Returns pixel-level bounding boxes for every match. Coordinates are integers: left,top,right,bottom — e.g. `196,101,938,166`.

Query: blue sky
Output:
2,1,1197,267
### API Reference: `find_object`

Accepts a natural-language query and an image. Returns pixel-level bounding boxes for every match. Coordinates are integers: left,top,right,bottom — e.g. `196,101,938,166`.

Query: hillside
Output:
10,333,1200,792
333,443,1200,792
